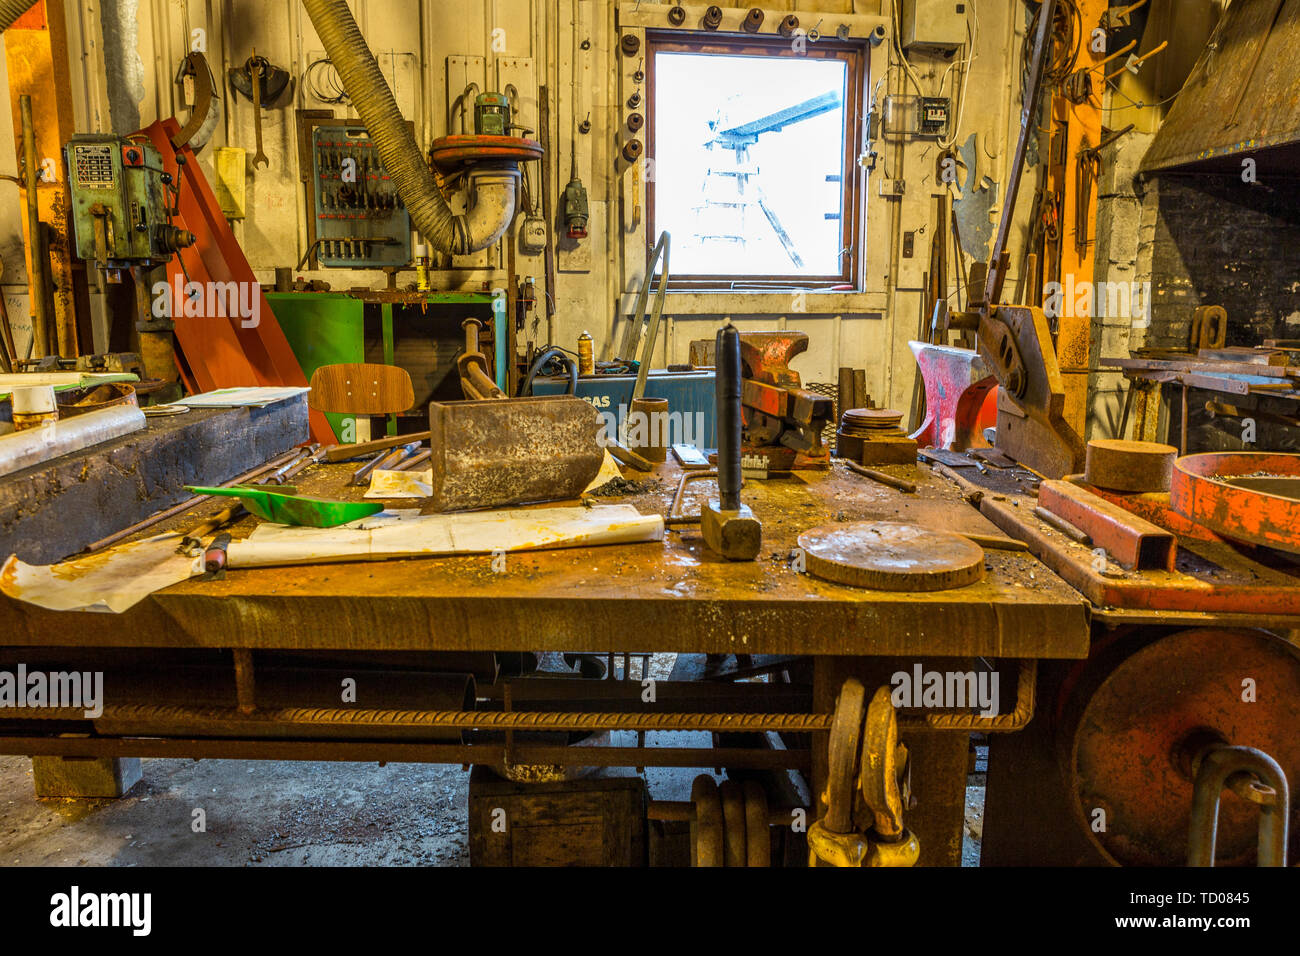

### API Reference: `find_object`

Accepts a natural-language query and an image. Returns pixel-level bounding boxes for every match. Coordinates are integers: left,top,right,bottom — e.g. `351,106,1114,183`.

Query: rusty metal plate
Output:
798,521,986,592
1172,451,1300,554
426,396,604,512
1064,628,1300,867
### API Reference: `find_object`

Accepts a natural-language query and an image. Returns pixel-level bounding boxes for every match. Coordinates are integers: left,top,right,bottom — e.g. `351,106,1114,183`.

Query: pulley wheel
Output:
719,780,748,868
743,780,771,867
799,522,986,592
1063,627,1300,866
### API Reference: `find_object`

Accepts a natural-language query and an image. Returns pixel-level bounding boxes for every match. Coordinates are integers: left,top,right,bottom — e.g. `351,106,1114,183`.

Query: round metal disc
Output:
429,134,544,167
743,780,771,867
798,521,986,592
1085,439,1176,492
719,780,747,868
1065,627,1300,866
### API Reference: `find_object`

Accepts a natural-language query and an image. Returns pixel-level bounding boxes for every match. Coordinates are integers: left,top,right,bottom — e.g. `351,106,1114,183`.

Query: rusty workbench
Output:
0,456,1092,867
0,458,1089,658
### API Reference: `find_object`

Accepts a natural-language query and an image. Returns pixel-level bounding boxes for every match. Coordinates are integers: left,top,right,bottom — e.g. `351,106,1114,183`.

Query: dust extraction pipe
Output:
300,0,517,255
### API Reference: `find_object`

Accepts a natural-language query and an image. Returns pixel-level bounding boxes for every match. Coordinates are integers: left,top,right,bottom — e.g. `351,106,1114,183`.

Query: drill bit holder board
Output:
308,124,412,269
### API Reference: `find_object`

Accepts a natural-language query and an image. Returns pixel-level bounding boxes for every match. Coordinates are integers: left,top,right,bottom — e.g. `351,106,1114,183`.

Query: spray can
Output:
414,243,430,293
577,331,594,376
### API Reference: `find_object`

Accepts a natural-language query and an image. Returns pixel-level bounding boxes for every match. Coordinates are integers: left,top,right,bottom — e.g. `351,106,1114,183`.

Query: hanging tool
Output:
229,50,290,169
248,53,269,169
171,51,216,151
184,485,383,527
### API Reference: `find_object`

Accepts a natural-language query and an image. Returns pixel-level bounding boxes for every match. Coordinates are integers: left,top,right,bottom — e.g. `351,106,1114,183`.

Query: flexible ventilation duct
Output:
0,1,36,34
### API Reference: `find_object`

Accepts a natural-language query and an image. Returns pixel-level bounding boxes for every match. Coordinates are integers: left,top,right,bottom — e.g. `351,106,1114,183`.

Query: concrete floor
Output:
0,755,472,866
0,750,984,866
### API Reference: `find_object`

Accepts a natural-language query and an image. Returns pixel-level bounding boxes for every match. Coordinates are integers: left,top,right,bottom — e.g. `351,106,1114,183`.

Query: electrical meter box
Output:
65,134,186,268
310,124,412,269
900,0,967,51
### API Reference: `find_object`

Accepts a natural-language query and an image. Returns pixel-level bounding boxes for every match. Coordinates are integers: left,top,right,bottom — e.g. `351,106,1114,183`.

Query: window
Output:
647,32,866,289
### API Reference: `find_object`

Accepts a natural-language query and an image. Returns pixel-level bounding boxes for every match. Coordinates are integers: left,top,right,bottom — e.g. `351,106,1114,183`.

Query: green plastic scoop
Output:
185,485,383,528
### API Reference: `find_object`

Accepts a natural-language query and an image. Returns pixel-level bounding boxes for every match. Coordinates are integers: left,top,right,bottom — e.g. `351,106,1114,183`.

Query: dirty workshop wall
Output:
1089,0,1225,439
0,1,1036,416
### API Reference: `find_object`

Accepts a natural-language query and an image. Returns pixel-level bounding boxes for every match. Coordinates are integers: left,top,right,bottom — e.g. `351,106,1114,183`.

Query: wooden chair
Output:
308,363,414,427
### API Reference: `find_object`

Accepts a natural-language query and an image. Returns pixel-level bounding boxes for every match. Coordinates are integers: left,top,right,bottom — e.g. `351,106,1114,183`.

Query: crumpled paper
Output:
1,533,202,613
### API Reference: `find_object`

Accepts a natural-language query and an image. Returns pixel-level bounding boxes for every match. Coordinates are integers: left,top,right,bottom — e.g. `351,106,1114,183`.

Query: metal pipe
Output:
0,736,811,770
20,94,48,358
17,701,836,734
715,323,742,511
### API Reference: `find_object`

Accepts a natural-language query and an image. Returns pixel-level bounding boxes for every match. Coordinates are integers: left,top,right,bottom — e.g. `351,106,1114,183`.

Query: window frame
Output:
645,30,867,291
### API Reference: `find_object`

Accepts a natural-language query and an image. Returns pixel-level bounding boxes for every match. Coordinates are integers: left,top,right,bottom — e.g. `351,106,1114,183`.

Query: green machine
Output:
65,134,195,269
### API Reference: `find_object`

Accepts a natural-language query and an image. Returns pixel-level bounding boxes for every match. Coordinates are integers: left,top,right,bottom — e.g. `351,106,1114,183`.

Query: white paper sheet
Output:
174,386,310,408
226,504,664,568
0,533,203,613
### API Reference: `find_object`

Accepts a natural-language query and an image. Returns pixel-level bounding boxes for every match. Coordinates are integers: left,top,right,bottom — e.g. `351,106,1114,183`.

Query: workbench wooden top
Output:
0,458,1090,659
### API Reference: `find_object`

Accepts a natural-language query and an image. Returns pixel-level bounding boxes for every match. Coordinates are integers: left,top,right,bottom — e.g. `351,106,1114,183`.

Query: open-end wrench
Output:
249,52,269,169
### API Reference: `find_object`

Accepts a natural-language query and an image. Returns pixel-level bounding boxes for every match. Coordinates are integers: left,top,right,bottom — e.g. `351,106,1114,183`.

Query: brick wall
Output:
1141,174,1300,350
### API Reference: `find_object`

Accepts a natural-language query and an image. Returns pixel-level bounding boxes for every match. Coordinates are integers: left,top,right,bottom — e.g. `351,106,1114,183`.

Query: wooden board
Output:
798,521,986,592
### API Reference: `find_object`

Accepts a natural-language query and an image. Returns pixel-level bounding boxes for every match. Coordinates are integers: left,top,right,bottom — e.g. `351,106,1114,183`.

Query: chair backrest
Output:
308,363,415,415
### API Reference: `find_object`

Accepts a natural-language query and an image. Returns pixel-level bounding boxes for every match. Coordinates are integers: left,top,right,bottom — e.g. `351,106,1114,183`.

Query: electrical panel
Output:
65,135,189,268
881,95,951,139
900,0,967,51
310,125,411,268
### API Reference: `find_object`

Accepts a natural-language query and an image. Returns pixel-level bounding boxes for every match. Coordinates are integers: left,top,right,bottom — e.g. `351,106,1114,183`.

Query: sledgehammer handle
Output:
715,323,742,511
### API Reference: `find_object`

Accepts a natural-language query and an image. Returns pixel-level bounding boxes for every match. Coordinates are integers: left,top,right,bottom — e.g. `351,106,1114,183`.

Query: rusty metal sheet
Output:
426,396,604,511
0,459,1091,659
1140,0,1300,173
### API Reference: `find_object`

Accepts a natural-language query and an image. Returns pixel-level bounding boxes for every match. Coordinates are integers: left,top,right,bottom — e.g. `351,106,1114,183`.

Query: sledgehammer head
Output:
702,498,763,561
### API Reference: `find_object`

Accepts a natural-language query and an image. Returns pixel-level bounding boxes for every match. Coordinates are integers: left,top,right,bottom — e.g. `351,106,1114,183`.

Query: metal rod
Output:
0,736,811,770
81,447,305,552
20,94,49,359
716,323,742,511
16,701,835,734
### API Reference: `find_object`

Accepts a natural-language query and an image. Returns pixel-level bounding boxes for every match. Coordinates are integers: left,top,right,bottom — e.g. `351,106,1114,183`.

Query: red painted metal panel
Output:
138,119,333,444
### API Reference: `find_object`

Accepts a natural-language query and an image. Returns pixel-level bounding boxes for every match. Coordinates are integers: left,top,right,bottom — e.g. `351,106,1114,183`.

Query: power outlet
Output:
878,179,906,198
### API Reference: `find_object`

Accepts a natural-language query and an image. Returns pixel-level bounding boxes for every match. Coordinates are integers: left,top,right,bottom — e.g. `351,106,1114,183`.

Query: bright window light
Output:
651,49,852,280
